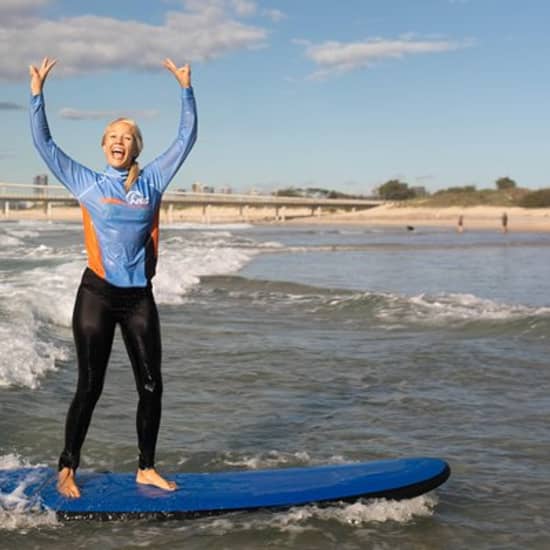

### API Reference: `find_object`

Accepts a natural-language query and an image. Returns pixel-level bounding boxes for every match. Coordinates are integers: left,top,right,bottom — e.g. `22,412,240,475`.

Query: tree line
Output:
273,179,550,207
273,187,372,200
376,177,550,207
377,176,517,199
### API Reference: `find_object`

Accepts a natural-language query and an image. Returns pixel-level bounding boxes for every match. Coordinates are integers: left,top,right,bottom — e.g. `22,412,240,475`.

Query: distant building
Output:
33,174,48,197
411,186,428,198
190,182,231,194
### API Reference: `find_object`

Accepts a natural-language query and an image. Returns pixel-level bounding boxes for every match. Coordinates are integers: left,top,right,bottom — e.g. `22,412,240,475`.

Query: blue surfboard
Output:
0,457,450,520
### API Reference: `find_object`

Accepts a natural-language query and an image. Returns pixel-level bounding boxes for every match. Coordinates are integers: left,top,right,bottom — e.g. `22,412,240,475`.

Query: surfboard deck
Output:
0,457,450,520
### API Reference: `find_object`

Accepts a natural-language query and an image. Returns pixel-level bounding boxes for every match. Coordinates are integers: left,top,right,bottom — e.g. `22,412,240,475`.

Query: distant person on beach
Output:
29,57,197,498
457,214,464,233
501,212,508,233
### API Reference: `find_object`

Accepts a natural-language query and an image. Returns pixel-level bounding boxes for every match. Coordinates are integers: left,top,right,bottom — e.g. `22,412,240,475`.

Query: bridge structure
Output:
0,181,384,223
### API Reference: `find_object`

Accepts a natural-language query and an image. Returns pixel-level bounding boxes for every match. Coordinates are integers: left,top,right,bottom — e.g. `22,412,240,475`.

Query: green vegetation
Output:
273,187,303,198
495,177,517,190
273,187,371,200
375,176,548,208
518,189,550,208
273,178,550,208
377,179,416,200
413,187,527,207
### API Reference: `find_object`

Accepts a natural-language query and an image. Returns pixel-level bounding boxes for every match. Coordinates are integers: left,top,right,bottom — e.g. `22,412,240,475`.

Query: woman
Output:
29,57,197,498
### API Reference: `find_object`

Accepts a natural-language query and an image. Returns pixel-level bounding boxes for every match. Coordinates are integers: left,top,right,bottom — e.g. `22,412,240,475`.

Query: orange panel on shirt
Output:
81,206,105,279
150,207,160,257
101,197,126,205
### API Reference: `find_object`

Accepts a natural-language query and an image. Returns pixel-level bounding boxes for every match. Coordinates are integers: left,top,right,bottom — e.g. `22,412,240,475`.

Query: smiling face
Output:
101,119,142,170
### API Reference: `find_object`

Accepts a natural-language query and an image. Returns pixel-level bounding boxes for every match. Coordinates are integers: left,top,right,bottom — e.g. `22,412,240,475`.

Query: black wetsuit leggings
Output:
58,268,162,471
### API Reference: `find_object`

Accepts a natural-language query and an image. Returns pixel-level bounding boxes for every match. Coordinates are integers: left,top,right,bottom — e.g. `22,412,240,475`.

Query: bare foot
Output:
57,467,81,498
136,468,177,491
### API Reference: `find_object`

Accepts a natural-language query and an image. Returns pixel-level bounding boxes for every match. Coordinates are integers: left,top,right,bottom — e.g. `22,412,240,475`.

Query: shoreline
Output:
2,204,550,232
285,204,550,232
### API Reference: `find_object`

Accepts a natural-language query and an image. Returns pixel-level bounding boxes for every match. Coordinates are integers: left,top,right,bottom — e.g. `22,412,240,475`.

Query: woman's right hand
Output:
29,57,57,96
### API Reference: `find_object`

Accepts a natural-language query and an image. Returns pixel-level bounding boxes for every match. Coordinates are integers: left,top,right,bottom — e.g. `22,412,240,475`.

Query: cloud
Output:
299,36,469,79
0,101,25,110
263,9,286,22
229,1,286,22
0,0,49,15
0,0,49,27
0,0,268,81
58,108,159,121
231,0,257,17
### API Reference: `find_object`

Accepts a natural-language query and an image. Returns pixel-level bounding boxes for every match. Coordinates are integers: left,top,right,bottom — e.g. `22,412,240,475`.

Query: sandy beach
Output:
2,203,550,232
286,204,550,232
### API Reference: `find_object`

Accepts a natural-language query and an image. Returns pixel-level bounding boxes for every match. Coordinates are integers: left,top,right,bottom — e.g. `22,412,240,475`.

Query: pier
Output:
0,182,383,223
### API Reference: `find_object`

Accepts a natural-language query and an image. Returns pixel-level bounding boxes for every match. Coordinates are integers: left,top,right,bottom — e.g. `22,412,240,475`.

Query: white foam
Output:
255,241,284,249
403,292,549,323
336,229,364,235
205,451,362,472
15,220,81,232
162,231,233,239
0,305,68,389
0,454,41,470
0,224,260,388
0,454,59,531
24,261,83,327
163,222,253,231
0,234,22,247
200,495,438,534
276,495,438,526
328,290,550,325
0,261,80,388
220,451,312,470
154,241,256,304
4,228,40,239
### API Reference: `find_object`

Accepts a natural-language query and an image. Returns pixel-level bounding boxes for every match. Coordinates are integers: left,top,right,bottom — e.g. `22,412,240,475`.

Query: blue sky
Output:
1,0,549,194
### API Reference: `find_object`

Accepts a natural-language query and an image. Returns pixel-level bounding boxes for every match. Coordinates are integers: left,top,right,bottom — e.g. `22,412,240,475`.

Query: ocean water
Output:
0,219,549,549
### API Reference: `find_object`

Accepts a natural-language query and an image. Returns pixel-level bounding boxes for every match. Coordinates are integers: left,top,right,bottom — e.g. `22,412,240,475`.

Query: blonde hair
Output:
101,118,143,191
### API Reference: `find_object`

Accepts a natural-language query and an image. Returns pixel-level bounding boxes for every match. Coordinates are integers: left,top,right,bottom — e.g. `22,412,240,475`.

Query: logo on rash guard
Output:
126,190,149,207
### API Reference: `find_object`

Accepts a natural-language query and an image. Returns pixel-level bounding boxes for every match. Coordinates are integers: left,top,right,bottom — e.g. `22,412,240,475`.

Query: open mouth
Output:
111,146,125,161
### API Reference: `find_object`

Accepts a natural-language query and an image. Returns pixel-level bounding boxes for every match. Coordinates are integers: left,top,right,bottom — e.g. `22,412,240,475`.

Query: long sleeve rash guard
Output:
30,87,197,287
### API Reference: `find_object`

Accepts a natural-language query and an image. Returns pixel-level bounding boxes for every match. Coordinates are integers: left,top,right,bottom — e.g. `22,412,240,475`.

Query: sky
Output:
1,0,549,194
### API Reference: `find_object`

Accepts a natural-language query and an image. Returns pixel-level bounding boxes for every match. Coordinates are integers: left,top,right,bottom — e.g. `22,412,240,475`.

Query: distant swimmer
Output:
406,225,415,231
29,57,197,498
501,212,508,233
457,214,464,233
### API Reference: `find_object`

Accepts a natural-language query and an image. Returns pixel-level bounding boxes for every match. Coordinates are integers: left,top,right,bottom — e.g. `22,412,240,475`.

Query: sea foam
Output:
0,454,59,531
0,223,259,387
0,287,69,389
322,290,550,327
153,236,257,304
198,494,437,536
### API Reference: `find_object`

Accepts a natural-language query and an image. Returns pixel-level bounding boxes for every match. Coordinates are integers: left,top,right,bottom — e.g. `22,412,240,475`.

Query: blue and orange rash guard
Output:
30,87,197,288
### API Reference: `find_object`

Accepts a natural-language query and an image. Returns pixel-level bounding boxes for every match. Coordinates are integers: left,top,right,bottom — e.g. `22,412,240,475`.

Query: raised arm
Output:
143,59,198,194
29,57,56,96
29,58,97,199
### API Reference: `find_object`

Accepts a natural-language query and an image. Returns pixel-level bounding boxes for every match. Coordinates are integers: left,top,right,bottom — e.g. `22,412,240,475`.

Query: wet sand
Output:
286,204,550,232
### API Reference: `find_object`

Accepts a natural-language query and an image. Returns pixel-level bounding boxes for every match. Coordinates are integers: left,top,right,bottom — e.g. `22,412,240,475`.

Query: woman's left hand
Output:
163,59,191,88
